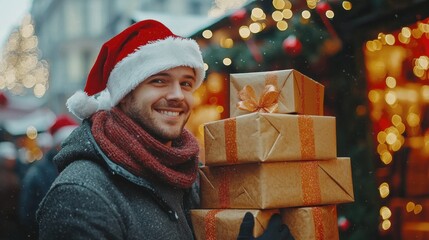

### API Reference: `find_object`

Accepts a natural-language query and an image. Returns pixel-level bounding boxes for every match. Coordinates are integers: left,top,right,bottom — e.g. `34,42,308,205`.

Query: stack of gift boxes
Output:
191,69,354,240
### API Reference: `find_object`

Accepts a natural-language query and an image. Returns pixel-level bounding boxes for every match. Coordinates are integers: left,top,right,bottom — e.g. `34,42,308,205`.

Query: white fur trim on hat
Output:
107,36,205,107
66,90,99,119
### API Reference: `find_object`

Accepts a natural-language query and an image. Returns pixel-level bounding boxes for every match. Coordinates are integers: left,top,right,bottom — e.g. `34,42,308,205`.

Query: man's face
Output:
119,66,196,144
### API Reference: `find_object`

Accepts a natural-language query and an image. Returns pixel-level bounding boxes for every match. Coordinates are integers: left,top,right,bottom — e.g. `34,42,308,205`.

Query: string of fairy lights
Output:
366,19,429,232
0,15,49,98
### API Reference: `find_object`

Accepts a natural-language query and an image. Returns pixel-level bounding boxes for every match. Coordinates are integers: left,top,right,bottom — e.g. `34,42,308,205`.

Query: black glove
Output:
237,212,294,240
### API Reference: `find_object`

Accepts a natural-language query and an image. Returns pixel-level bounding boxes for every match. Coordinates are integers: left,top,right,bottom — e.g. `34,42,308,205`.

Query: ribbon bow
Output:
237,77,280,113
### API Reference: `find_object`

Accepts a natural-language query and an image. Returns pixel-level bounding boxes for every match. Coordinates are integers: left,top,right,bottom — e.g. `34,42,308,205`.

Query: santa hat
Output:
66,19,205,119
49,114,79,146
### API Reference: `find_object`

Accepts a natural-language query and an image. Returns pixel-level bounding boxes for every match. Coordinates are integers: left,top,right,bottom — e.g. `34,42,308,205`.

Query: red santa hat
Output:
49,114,79,145
66,19,205,119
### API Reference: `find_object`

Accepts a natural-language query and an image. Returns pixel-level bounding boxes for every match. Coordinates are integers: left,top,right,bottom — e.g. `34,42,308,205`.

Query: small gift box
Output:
230,69,324,117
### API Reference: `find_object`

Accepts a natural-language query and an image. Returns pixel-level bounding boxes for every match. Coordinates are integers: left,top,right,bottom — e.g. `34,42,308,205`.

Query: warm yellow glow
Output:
377,131,387,144
384,34,395,46
239,26,251,38
223,58,232,66
276,20,288,31
379,182,390,198
412,28,423,39
284,0,292,9
377,143,388,154
385,91,397,105
301,10,311,19
282,9,293,19
385,76,396,88
397,122,406,134
342,1,352,10
391,114,402,126
306,0,317,9
249,23,262,33
368,90,381,103
406,112,420,127
381,220,391,230
26,126,38,139
272,10,284,21
204,63,209,71
401,27,412,38
391,141,401,152
251,8,265,20
202,30,213,39
417,56,429,69
381,151,392,165
398,33,410,44
414,204,423,214
413,65,425,78
216,106,224,113
206,73,223,93
325,10,334,19
422,85,429,101
272,0,285,9
380,206,392,220
406,202,415,212
220,38,234,48
386,132,397,145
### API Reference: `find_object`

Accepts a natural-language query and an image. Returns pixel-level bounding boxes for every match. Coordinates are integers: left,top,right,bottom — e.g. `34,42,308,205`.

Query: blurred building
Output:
29,0,214,114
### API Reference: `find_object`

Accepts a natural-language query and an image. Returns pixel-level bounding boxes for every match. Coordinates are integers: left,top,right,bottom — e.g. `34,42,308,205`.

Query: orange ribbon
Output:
224,118,238,164
237,75,280,113
312,207,324,240
218,166,232,208
298,115,316,159
205,209,223,240
300,161,322,205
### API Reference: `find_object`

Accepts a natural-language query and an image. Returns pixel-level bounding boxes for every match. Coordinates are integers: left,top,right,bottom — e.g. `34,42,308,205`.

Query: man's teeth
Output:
160,110,180,116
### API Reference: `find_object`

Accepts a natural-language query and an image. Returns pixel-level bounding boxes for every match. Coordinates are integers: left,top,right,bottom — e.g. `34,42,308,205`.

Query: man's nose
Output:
166,82,185,101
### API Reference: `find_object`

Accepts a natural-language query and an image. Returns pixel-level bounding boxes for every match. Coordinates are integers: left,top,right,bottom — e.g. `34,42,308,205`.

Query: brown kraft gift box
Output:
230,69,324,117
199,158,354,209
204,113,336,166
191,205,339,240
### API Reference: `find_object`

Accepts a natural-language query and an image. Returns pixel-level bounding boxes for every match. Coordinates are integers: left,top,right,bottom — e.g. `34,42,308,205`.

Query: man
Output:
20,114,78,239
37,20,292,239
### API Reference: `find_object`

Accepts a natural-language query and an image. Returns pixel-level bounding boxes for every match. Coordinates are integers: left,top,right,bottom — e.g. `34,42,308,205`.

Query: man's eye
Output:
181,81,193,88
150,79,164,84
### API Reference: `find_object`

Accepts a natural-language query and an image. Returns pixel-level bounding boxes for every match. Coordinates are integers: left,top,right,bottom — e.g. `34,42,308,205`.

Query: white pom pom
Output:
66,91,99,119
97,90,112,111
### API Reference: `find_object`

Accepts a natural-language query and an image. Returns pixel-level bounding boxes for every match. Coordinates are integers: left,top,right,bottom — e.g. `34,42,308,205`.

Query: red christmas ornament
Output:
338,216,351,232
0,92,8,107
282,35,302,56
316,1,331,14
230,8,247,25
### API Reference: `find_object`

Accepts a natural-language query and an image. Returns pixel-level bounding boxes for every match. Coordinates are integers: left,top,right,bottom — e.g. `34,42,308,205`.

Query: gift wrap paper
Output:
230,69,324,117
204,113,336,166
200,158,354,209
191,205,339,240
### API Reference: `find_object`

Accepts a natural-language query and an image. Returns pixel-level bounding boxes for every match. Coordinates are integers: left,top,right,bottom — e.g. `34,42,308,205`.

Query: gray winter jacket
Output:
37,120,199,240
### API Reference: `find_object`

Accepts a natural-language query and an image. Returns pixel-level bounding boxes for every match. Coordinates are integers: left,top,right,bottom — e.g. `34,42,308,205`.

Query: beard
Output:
122,98,190,143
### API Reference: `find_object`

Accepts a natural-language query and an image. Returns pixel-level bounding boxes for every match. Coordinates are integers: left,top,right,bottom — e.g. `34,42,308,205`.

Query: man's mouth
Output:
158,110,180,117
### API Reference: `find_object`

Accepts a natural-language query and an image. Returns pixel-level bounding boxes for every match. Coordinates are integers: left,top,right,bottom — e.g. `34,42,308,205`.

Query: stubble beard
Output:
125,101,189,143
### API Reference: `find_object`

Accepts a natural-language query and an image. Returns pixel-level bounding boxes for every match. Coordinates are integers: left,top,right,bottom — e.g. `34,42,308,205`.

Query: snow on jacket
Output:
37,120,199,240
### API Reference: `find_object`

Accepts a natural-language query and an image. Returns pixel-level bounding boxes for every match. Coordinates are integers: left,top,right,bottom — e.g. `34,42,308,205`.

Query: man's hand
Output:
237,212,294,240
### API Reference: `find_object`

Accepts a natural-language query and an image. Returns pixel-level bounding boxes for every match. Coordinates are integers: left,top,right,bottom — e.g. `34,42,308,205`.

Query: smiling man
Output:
36,20,204,239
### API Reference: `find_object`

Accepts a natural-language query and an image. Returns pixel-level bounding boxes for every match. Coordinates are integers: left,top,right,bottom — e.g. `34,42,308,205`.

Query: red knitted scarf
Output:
90,107,199,189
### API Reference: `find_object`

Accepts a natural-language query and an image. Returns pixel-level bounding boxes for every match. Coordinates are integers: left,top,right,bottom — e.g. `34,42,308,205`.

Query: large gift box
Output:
199,158,354,209
204,113,336,166
191,206,339,240
230,69,324,117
